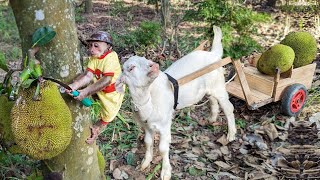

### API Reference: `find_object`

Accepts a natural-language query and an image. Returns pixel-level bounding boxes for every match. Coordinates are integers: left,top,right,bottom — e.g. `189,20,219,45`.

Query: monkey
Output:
67,31,124,144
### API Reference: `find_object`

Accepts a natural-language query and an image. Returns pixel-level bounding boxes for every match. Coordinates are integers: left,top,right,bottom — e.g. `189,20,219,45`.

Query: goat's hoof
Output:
161,166,172,180
161,175,171,180
208,117,218,123
140,159,151,171
161,172,171,180
227,133,236,142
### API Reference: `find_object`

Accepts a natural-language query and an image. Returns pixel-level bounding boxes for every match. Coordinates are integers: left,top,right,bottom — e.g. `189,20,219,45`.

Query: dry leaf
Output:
214,161,231,169
182,152,198,160
263,123,278,141
210,172,241,179
205,149,221,160
240,148,249,155
248,170,277,180
220,146,230,155
217,134,229,146
113,168,122,179
191,147,202,155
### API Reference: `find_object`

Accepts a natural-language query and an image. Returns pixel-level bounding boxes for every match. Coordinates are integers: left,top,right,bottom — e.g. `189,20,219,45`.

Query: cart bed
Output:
226,81,273,107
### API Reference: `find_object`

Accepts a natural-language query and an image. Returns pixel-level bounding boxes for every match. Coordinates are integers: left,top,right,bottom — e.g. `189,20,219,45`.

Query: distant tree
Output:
85,0,92,13
161,0,170,29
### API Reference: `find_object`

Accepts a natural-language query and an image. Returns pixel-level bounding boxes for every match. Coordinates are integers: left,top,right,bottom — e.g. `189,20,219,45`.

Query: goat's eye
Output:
128,66,135,72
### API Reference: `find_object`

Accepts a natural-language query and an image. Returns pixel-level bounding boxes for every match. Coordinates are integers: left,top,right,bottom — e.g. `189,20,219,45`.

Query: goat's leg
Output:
159,128,172,180
141,128,154,170
216,94,237,141
208,96,219,123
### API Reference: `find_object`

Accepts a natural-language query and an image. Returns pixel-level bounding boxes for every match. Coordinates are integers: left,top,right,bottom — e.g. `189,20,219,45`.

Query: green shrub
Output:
185,0,270,59
111,21,162,53
134,21,162,48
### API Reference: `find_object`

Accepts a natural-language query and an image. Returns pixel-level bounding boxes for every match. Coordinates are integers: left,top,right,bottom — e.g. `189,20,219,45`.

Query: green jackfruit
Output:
257,44,295,75
11,81,72,160
280,31,317,68
0,95,15,143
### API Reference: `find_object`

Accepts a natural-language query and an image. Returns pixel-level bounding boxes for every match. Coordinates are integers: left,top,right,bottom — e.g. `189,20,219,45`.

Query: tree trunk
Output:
85,0,93,14
266,0,277,7
160,0,170,30
9,0,104,179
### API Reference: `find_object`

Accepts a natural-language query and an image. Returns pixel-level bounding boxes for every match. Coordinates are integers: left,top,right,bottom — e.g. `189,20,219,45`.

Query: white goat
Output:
115,26,236,180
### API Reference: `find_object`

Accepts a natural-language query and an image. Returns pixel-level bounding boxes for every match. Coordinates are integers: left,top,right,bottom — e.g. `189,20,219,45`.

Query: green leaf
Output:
19,68,32,83
125,152,136,166
188,166,206,176
21,78,36,89
31,26,56,47
146,163,161,180
0,52,8,72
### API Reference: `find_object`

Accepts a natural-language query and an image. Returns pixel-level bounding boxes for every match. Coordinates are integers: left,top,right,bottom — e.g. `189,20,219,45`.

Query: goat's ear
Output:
115,74,126,94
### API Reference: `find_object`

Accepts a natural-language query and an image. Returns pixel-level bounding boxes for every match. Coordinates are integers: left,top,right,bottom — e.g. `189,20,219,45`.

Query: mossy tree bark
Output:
9,1,104,179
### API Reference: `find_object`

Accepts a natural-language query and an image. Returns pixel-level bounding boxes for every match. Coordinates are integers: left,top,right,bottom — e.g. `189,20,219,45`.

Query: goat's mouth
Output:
147,63,160,78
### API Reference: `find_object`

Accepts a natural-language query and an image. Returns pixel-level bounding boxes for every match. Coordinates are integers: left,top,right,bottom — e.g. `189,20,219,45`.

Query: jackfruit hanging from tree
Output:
11,81,72,160
257,44,295,75
280,31,317,68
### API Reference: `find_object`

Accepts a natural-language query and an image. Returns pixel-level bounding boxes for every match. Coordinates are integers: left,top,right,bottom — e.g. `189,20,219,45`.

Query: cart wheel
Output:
281,83,307,117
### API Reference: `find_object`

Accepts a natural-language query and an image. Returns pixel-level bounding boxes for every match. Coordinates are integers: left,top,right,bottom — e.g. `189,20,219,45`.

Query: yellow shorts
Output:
97,91,124,123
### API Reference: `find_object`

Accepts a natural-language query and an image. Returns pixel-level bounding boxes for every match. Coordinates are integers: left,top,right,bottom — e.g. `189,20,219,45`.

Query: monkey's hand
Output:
73,89,87,101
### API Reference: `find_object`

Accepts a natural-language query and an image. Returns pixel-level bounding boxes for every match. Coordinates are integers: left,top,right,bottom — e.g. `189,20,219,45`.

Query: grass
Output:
98,91,141,161
0,5,20,44
109,0,132,17
235,118,246,129
305,87,320,107
0,150,40,179
75,4,85,23
0,5,22,63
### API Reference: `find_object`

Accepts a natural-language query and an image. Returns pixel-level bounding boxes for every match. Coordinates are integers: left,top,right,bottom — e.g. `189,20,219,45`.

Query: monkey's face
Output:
87,41,110,57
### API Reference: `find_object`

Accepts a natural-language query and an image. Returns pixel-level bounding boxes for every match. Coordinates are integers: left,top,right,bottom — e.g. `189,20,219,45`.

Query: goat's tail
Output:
210,26,223,58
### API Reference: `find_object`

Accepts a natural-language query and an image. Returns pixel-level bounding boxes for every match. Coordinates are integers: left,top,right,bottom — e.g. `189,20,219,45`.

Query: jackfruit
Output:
280,31,317,68
257,44,295,75
0,95,15,143
11,81,72,160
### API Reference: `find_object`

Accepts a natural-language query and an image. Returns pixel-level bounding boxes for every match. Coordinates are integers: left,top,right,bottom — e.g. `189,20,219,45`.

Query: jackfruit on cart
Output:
257,44,295,75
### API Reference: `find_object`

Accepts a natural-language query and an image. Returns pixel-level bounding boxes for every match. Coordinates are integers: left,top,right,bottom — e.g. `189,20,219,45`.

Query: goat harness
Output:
165,73,179,110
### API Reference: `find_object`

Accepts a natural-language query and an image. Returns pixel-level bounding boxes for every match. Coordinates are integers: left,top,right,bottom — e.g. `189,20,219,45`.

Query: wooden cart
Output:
226,57,316,116
177,41,316,116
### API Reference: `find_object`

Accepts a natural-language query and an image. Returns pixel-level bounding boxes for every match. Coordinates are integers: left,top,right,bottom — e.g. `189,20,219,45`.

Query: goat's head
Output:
115,56,160,93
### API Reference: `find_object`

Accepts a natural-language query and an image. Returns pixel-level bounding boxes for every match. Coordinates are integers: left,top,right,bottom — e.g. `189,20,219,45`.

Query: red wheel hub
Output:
290,89,306,113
